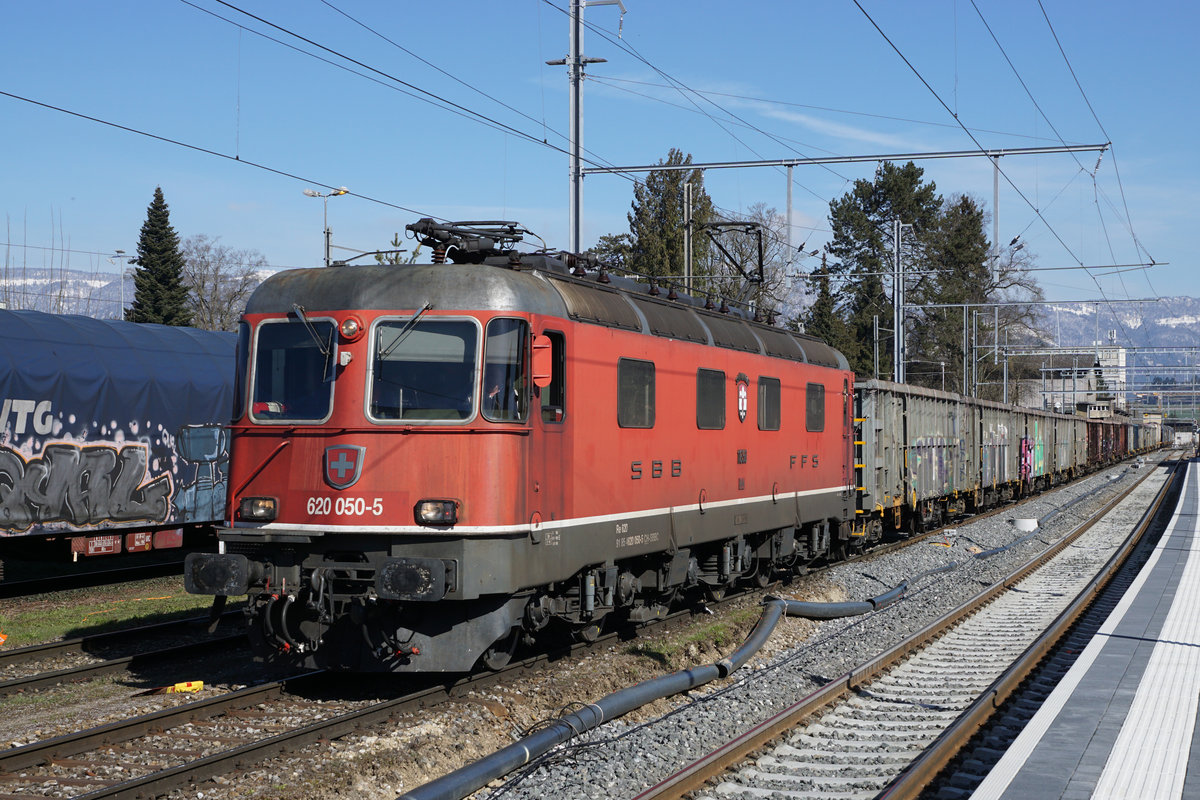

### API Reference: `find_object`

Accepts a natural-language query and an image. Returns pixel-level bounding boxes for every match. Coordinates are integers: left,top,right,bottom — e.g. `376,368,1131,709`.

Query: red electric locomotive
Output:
186,221,855,672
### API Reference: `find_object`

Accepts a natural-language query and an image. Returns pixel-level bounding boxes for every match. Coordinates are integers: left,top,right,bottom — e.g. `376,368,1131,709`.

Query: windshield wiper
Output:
292,304,330,355
292,304,337,382
379,302,433,359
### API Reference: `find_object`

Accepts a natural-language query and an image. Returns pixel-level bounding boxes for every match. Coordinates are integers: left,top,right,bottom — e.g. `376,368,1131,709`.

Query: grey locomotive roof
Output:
246,263,571,318
246,261,849,370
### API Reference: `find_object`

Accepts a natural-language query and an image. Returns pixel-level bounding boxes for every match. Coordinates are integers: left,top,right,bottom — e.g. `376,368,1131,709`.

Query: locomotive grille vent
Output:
548,276,641,331
702,314,761,353
629,296,709,344
754,326,806,362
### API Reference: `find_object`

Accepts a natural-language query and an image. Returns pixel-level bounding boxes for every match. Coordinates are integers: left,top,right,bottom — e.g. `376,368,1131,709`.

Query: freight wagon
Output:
0,310,235,575
854,379,1160,538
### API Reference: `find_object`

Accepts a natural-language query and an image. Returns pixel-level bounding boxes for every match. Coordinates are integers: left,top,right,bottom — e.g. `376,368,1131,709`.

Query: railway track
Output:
0,586,749,799
0,458,1168,799
0,613,246,695
627,455,1181,800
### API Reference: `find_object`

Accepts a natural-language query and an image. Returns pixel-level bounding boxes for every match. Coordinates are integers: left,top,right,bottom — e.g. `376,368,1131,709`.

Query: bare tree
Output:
181,234,266,331
701,202,791,319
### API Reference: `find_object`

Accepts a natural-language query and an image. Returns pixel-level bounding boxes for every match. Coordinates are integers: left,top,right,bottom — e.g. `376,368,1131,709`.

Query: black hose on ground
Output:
398,578,915,800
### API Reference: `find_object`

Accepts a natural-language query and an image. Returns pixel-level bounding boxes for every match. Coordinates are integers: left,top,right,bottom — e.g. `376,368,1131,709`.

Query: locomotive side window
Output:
618,358,655,429
758,376,781,431
484,318,530,423
250,318,336,423
540,330,566,423
370,319,478,422
697,369,725,430
806,382,826,432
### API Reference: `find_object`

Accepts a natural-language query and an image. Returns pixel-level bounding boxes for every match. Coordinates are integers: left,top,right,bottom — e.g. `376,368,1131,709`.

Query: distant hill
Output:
0,266,267,324
0,266,130,319
1035,296,1200,366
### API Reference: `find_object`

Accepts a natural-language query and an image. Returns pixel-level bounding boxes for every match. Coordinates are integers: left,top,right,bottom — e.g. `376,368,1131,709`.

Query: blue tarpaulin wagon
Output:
0,310,235,568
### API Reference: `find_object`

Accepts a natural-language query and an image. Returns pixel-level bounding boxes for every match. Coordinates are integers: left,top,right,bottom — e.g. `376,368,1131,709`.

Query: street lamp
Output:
303,186,349,267
108,249,130,318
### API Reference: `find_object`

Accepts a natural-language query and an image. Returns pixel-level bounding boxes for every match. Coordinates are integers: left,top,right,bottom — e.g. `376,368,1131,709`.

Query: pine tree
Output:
797,254,851,356
825,162,942,377
625,148,714,281
126,187,193,326
907,194,991,392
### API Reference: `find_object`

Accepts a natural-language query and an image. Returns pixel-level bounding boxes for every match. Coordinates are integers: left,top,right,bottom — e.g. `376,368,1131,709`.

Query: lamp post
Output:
109,249,129,318
303,187,349,267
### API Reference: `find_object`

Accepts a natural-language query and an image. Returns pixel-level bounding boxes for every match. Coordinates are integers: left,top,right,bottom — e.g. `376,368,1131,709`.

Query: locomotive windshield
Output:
250,318,336,422
370,319,478,421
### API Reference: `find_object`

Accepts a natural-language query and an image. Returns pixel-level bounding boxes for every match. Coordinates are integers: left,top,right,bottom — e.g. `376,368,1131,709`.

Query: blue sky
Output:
2,1,1196,305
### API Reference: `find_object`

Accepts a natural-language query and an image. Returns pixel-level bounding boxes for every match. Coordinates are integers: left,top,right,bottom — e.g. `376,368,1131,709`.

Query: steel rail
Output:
877,455,1186,799
0,611,241,669
0,455,1164,799
0,590,726,798
0,634,246,697
631,454,1178,800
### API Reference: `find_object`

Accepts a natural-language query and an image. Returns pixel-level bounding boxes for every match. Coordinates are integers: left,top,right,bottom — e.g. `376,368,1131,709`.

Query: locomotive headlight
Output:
238,496,278,521
415,499,458,526
340,315,364,341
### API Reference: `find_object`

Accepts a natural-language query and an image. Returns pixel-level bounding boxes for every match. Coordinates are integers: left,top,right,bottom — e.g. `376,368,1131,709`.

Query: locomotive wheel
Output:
753,561,772,589
481,628,520,671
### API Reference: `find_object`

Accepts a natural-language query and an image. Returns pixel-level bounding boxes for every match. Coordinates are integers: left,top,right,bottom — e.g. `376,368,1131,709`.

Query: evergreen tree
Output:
906,194,991,392
796,253,851,356
825,162,942,377
625,148,714,281
126,187,192,326
589,232,634,271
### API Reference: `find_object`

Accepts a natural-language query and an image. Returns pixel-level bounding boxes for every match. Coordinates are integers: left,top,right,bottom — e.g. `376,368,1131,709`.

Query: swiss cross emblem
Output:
736,373,749,423
325,445,365,489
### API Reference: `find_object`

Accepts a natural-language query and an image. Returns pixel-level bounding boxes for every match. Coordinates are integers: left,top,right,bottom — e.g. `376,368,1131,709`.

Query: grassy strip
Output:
627,605,763,669
0,576,241,648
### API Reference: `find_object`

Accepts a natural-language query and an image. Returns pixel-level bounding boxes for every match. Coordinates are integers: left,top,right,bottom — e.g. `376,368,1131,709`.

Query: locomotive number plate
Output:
305,496,385,517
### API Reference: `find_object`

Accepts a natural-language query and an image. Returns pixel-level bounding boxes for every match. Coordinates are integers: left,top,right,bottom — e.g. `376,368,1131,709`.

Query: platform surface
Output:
971,460,1200,800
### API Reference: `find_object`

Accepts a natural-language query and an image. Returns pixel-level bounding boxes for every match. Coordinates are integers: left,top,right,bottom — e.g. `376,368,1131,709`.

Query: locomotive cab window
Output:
370,318,478,422
758,376,781,431
697,369,725,430
806,382,825,432
540,330,566,423
483,318,530,422
250,317,336,423
618,358,655,429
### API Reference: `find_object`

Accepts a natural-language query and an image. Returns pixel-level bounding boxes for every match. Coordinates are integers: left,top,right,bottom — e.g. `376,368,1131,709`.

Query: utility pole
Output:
891,219,910,384
547,0,624,255
683,181,693,292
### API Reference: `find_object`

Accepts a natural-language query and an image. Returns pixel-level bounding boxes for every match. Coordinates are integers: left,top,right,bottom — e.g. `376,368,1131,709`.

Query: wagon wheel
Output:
752,559,773,589
480,627,521,671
